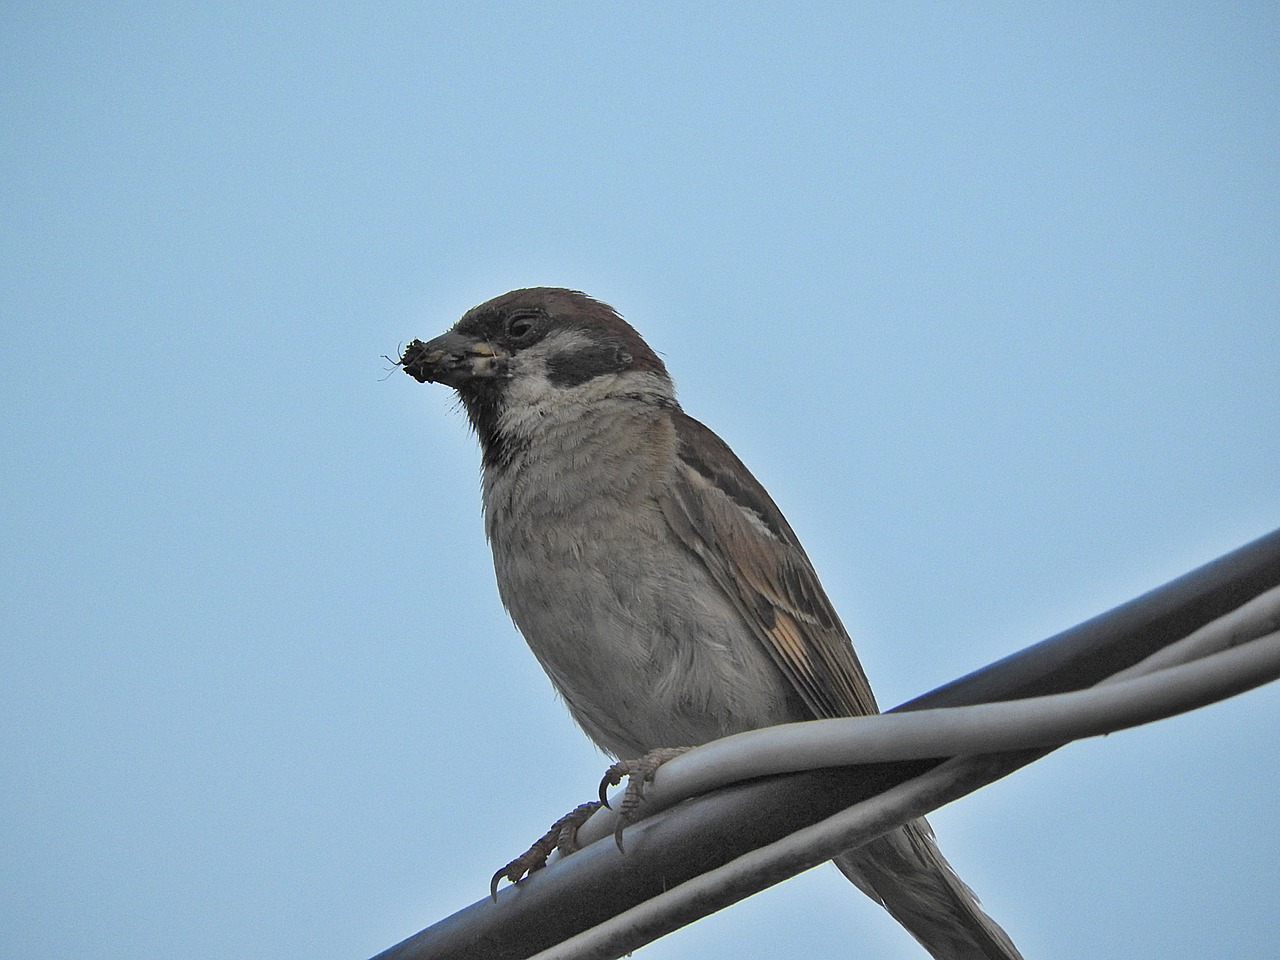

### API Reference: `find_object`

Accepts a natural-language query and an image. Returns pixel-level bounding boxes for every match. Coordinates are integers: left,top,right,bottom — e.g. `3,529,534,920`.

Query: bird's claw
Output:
597,747,692,852
488,801,601,900
489,748,691,899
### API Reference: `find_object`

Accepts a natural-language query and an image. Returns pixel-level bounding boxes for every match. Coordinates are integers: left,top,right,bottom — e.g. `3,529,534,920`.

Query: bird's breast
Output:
479,411,802,757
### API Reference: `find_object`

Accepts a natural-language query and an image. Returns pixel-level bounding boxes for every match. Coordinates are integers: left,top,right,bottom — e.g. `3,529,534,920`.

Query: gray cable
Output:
533,592,1280,960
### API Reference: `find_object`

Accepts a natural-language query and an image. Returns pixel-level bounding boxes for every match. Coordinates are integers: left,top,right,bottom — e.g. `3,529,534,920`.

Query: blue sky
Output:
3,4,1277,959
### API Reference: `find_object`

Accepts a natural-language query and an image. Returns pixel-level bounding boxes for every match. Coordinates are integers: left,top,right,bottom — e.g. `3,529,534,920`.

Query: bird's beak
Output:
398,331,510,388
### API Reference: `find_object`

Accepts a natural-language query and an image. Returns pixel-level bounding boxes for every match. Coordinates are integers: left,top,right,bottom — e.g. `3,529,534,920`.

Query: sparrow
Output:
399,287,1023,960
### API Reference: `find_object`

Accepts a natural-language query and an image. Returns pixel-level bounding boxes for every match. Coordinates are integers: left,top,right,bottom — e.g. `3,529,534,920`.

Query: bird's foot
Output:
488,747,692,898
598,747,692,851
489,800,601,900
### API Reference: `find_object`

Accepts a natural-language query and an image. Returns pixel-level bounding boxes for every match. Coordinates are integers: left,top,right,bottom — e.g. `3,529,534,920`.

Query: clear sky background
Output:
3,4,1278,959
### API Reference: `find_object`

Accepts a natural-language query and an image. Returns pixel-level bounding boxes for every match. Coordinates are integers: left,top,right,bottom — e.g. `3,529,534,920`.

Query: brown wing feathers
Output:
662,414,879,720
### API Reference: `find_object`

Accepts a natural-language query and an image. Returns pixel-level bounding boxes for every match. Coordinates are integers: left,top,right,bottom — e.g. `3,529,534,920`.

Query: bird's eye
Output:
506,314,539,341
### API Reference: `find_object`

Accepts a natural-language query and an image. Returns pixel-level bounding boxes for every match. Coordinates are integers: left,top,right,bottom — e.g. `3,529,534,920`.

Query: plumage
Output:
662,413,880,719
400,287,1023,959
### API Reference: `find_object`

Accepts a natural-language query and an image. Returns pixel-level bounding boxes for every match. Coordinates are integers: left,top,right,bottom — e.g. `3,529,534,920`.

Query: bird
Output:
398,287,1023,959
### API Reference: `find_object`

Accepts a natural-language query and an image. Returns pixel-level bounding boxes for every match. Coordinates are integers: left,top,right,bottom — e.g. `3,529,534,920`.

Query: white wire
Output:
526,596,1280,959
531,753,1034,960
1106,582,1280,683
568,586,1280,849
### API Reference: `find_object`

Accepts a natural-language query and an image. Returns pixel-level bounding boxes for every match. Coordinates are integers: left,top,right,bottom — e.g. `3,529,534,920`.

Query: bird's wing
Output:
659,412,879,720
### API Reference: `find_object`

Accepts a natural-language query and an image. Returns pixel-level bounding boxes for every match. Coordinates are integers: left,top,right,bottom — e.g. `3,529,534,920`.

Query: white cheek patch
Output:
495,329,592,439
501,329,594,403
495,328,675,441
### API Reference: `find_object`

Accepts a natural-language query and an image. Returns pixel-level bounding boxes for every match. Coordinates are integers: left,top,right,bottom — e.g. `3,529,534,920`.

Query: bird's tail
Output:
834,818,1023,960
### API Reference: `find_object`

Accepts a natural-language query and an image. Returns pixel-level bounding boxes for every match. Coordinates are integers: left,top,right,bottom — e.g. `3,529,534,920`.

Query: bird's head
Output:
399,288,675,464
